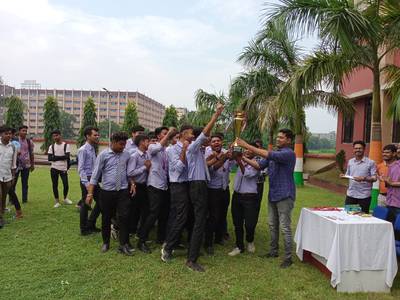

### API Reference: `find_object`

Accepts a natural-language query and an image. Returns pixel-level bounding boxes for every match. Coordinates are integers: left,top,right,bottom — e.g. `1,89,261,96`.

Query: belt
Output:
380,193,387,196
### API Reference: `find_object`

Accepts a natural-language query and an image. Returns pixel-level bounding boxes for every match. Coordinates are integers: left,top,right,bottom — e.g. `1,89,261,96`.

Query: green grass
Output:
1,167,399,299
313,167,349,187
308,149,336,154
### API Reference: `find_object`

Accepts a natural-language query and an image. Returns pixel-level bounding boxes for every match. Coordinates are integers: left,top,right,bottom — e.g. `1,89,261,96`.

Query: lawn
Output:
1,166,399,299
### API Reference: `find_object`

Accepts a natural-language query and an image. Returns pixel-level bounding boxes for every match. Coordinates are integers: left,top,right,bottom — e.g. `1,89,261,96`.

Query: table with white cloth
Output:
294,208,398,293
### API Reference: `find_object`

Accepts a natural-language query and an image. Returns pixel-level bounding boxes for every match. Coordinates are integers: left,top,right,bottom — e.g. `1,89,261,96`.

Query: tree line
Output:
2,94,184,151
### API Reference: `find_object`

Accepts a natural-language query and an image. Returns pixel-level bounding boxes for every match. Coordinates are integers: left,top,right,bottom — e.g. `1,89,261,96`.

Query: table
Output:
294,208,398,293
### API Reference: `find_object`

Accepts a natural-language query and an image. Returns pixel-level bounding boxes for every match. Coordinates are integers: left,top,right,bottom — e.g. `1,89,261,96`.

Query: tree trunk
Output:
369,64,382,211
268,130,274,151
294,134,304,186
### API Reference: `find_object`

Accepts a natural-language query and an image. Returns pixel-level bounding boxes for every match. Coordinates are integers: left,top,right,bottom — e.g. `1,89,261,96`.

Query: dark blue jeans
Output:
16,168,30,203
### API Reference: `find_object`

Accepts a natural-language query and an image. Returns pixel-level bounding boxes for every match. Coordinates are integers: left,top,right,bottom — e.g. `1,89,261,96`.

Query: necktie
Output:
115,154,121,191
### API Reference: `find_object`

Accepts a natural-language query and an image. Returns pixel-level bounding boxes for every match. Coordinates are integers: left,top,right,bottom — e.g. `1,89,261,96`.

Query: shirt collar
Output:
137,149,145,156
0,139,11,146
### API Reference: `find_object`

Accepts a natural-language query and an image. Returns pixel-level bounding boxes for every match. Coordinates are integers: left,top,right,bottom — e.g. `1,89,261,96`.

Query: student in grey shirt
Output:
136,127,176,253
340,140,377,213
86,132,133,255
127,134,151,246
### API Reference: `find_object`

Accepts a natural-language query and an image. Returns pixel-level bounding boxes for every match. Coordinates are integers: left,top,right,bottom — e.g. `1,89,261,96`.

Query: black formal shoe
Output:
137,241,151,254
280,258,293,269
161,247,173,262
87,226,101,233
101,244,110,253
81,230,93,236
174,243,186,250
205,246,214,256
259,252,279,259
186,260,205,272
118,244,134,256
127,241,135,252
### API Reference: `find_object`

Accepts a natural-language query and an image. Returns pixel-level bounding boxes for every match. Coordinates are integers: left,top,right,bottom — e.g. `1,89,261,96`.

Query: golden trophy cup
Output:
233,111,246,153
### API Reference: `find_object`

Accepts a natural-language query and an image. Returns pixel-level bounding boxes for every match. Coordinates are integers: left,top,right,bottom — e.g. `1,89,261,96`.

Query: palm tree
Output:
268,0,400,193
235,17,353,185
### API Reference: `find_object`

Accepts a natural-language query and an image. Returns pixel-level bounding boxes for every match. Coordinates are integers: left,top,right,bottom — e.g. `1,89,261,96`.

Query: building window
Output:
342,114,354,143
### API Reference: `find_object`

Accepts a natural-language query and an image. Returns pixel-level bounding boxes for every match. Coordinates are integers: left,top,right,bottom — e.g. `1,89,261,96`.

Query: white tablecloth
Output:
294,208,398,288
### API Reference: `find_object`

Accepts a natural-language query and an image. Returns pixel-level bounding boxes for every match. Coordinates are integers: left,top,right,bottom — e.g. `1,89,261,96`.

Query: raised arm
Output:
202,103,224,137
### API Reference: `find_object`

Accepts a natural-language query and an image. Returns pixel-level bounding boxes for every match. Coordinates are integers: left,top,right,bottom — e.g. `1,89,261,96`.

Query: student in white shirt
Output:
47,130,73,208
0,126,18,228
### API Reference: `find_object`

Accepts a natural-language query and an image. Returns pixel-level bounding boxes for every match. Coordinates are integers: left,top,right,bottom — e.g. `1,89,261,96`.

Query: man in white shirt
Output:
47,130,73,208
0,126,17,228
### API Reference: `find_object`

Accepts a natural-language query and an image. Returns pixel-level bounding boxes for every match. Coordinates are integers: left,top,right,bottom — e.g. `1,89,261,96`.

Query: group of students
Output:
0,104,297,272
0,125,35,227
75,103,297,272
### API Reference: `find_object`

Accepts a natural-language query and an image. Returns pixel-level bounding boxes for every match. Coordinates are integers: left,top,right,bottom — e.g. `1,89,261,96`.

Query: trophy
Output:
233,111,246,153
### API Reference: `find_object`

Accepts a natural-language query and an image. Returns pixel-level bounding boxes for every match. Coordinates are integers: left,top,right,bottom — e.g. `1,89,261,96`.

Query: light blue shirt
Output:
346,157,377,198
90,149,130,191
167,141,188,183
206,148,233,190
233,163,260,194
187,132,209,181
125,138,138,155
147,143,168,190
127,149,149,184
77,142,96,186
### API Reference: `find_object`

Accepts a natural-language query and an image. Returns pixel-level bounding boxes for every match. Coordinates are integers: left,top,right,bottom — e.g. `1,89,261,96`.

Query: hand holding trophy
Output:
232,111,246,153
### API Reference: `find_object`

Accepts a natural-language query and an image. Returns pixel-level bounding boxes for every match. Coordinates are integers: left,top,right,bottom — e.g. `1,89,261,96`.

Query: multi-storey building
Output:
0,83,165,135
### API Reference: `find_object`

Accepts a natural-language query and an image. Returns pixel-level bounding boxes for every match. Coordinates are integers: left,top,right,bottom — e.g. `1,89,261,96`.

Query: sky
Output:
0,0,337,133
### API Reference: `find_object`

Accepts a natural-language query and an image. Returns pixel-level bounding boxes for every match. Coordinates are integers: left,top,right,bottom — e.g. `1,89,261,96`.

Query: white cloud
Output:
0,0,244,109
192,0,264,21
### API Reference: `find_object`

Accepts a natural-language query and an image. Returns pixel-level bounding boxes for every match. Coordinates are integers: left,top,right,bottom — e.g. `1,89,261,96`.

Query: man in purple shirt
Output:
228,147,260,257
161,103,223,272
379,144,400,223
77,126,101,236
16,125,34,203
127,134,151,248
236,128,296,268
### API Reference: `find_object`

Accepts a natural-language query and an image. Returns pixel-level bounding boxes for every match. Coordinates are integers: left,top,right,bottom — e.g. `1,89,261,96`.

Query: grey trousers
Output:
268,197,294,260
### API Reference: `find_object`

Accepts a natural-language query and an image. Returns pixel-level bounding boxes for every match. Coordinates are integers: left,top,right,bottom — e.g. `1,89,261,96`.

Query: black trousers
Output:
16,168,30,203
231,192,259,251
165,182,190,252
50,168,69,199
345,195,371,214
129,183,149,235
79,180,101,232
216,188,230,242
205,188,225,247
8,179,21,211
187,181,208,262
99,189,131,245
138,186,169,242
